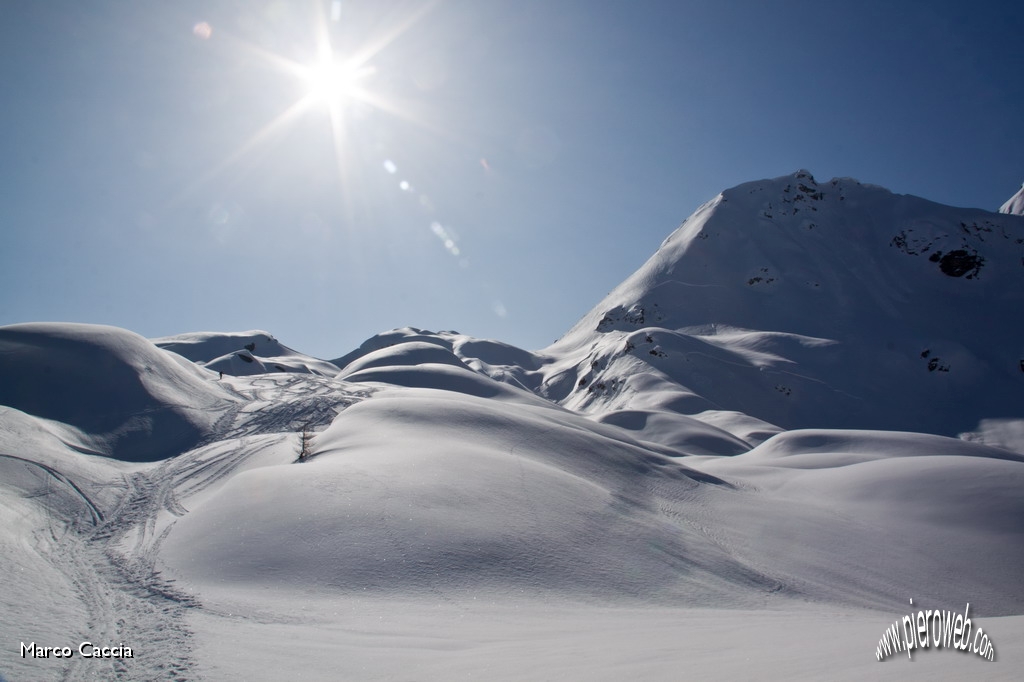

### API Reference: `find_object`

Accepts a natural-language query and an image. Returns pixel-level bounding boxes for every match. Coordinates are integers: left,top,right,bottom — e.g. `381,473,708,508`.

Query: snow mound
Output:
154,330,339,377
162,391,1024,614
691,429,1024,612
595,409,753,456
330,326,457,368
0,406,128,515
0,323,237,460
333,327,549,393
337,340,471,378
334,339,558,408
162,389,771,604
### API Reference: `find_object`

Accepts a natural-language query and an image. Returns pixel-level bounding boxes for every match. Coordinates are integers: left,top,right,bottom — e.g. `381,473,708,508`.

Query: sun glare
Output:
299,56,373,107
174,1,439,221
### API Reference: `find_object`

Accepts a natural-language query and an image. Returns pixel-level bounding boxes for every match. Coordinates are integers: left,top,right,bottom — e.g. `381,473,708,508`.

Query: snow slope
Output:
0,323,238,461
160,389,1024,612
541,171,1024,441
3,172,1023,681
1,344,365,681
1001,183,1024,215
154,329,340,377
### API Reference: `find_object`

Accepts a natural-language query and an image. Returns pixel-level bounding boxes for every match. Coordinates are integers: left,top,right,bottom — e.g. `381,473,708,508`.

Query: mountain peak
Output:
548,173,1024,438
792,168,816,183
1000,183,1024,215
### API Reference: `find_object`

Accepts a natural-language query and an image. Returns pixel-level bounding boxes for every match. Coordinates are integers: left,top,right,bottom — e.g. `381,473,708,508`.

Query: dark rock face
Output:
888,217,1011,281
937,249,984,278
596,302,664,331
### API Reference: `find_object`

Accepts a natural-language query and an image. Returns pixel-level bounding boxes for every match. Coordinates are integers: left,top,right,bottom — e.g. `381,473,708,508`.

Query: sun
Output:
304,59,351,103
175,2,439,211
298,55,373,108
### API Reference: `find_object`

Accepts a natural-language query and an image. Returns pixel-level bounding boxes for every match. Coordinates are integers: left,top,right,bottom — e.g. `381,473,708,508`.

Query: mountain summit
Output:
1001,182,1024,215
530,171,1024,443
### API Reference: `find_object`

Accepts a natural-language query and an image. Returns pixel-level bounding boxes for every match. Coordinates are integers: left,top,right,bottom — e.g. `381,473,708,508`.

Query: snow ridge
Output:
1001,182,1024,215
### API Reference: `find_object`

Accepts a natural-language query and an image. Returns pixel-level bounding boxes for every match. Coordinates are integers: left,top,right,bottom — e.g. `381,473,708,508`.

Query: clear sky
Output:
2,0,1021,359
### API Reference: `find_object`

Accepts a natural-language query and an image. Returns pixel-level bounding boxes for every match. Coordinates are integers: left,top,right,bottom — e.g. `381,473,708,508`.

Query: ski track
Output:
0,454,104,526
21,374,366,681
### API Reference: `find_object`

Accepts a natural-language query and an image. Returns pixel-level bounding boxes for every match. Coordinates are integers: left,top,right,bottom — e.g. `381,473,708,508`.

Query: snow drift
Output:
154,329,340,377
0,323,237,461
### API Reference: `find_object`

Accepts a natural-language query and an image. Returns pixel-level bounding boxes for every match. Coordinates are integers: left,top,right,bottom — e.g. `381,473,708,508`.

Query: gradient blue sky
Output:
2,0,1021,359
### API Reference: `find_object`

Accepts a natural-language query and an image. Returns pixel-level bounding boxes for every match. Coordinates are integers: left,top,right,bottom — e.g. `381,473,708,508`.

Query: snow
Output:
1000,183,1024,215
154,329,340,377
547,171,1024,441
162,388,755,603
0,323,238,461
179,596,1024,681
3,172,1023,680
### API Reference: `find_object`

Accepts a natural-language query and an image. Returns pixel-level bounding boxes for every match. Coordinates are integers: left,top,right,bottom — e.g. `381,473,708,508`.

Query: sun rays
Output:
297,56,374,108
174,2,438,216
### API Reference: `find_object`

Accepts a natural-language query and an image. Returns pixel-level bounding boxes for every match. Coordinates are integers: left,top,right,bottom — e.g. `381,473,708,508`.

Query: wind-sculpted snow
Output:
336,340,473,377
0,323,238,461
329,325,458,368
333,327,549,393
594,408,754,456
689,429,1024,613
340,363,560,409
154,330,340,377
161,389,781,604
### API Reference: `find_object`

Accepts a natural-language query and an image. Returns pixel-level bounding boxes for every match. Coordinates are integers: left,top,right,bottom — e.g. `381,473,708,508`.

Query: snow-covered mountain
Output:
334,171,1024,452
544,170,1024,443
1002,183,1024,216
153,329,340,377
3,172,1024,681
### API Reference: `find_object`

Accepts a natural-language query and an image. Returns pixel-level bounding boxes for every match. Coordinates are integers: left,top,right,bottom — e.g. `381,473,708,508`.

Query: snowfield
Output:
3,172,1023,680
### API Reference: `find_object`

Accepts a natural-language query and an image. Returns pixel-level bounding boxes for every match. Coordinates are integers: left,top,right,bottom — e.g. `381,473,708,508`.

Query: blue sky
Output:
2,0,1021,359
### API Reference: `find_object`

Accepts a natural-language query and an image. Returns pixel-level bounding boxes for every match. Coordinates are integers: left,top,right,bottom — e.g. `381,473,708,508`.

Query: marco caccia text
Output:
21,641,134,659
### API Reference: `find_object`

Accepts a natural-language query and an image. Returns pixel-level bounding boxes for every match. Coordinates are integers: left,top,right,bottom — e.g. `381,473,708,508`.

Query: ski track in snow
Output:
18,374,366,681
